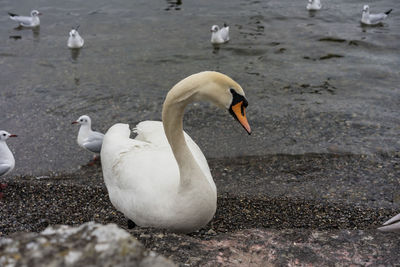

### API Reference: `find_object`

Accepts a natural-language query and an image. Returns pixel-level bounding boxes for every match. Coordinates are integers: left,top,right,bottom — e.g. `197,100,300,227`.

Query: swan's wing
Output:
134,120,214,190
134,121,169,146
0,164,12,177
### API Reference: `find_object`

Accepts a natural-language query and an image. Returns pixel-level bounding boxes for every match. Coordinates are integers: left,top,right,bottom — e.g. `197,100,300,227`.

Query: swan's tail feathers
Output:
105,123,131,138
385,9,393,15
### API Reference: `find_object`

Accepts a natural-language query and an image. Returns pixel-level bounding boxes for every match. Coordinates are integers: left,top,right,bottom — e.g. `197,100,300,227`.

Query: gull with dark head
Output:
306,0,321,11
361,5,392,25
211,24,230,44
68,25,84,49
8,10,42,27
72,115,104,164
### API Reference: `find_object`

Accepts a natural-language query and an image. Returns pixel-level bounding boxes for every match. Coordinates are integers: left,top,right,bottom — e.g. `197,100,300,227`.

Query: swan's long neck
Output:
162,94,203,189
162,76,209,189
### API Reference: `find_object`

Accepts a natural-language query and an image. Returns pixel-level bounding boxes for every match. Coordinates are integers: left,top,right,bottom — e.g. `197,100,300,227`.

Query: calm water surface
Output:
0,0,399,175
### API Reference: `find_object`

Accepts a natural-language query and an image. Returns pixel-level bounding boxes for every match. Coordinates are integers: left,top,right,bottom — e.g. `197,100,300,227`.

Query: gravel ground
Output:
1,153,400,265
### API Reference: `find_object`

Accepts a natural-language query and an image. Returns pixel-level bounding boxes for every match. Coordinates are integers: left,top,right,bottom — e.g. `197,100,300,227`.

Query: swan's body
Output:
72,115,104,155
306,0,321,11
101,71,251,233
8,10,41,27
361,5,392,25
68,29,84,49
211,24,230,44
378,213,400,232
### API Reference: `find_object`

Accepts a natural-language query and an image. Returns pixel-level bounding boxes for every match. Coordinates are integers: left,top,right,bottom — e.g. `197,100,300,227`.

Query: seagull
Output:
8,10,42,27
0,130,17,199
306,0,321,11
361,5,392,25
211,24,230,44
68,26,84,49
378,213,400,232
72,115,104,164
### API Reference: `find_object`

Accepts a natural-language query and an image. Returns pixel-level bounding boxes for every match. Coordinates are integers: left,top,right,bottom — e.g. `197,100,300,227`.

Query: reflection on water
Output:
212,44,220,54
165,0,182,11
32,27,40,41
9,35,22,40
308,10,317,18
70,48,81,61
12,25,40,41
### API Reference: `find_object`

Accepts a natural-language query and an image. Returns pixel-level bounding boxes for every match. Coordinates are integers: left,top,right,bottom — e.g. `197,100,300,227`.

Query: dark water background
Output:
0,0,399,175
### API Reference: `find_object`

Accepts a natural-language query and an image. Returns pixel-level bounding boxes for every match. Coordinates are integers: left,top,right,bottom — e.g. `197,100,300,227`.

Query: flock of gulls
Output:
1,0,399,234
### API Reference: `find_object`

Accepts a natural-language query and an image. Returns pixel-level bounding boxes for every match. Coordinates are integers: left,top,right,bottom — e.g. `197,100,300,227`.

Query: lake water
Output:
0,0,399,175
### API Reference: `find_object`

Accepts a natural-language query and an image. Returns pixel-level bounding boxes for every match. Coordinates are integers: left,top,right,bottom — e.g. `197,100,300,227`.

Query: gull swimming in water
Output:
361,5,392,25
0,130,17,199
211,24,230,44
8,10,42,27
378,213,400,233
72,115,104,164
306,0,321,11
68,26,84,49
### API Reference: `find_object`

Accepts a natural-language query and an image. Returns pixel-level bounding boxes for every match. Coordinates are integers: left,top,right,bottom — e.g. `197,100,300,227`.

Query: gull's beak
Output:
38,12,42,16
9,134,17,137
230,101,251,135
71,121,78,125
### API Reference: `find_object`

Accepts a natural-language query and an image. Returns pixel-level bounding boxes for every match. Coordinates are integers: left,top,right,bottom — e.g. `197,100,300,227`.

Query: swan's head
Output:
72,115,91,126
362,5,369,13
31,10,42,17
211,25,220,32
0,130,17,141
193,71,251,135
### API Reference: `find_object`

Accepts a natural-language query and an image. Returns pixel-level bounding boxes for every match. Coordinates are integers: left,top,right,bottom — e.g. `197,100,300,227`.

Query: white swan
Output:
101,71,251,233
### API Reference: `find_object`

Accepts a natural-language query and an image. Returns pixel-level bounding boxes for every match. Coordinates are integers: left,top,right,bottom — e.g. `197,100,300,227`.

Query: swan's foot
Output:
127,219,136,229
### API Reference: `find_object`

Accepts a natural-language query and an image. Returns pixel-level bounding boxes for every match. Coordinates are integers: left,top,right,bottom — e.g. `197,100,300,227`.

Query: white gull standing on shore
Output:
72,115,104,164
0,130,17,198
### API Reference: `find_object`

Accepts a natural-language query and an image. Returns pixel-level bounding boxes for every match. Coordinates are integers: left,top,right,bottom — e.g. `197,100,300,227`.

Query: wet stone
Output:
0,222,175,267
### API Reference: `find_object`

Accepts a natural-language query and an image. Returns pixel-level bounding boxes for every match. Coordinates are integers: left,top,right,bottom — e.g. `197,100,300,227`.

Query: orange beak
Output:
231,101,251,135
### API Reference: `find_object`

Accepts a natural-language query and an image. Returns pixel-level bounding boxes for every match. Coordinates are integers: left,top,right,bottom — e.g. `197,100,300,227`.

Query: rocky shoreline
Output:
1,153,400,265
